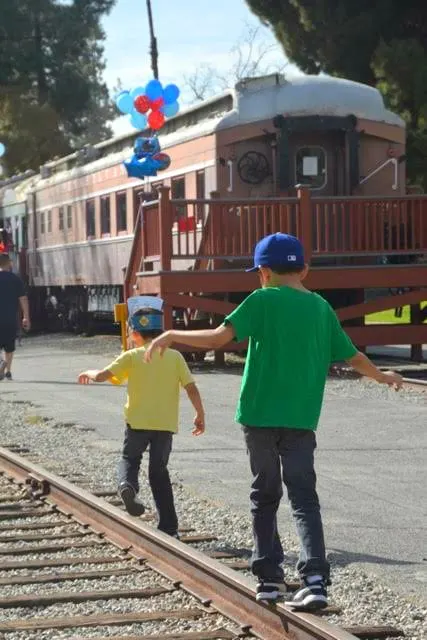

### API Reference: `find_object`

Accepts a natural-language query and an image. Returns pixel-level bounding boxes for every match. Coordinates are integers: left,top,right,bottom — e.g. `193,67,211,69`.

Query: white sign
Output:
127,296,163,316
302,156,318,177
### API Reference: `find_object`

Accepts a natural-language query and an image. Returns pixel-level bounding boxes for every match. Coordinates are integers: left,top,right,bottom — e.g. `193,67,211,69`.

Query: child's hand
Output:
78,370,98,385
377,370,403,391
192,413,205,436
144,331,173,362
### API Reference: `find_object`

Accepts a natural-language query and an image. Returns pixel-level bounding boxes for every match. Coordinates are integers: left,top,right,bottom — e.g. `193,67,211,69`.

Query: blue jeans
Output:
117,425,178,535
242,426,330,582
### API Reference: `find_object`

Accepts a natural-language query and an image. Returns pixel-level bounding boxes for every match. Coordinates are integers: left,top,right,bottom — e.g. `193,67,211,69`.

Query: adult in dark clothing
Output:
0,253,30,380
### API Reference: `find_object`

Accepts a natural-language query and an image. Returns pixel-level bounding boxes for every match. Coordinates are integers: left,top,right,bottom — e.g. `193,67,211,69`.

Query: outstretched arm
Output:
145,324,235,361
185,382,205,436
78,369,114,384
346,352,403,390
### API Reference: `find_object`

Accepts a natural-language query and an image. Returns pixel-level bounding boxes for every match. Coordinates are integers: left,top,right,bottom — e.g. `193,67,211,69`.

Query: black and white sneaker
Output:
284,576,328,610
119,484,145,516
5,372,12,380
256,581,288,602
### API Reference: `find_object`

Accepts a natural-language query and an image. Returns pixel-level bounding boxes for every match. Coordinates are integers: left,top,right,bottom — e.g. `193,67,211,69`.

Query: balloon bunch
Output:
124,136,171,180
115,79,180,131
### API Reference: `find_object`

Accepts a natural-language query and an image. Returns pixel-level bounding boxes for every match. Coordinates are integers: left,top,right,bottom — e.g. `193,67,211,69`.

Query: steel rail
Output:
402,377,427,390
0,446,356,640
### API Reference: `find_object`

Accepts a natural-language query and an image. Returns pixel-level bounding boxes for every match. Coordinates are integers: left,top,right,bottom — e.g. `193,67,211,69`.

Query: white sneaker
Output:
284,577,328,610
256,581,289,602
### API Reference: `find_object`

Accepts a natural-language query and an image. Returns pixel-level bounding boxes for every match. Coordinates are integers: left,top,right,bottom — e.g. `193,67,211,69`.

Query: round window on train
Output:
295,147,327,190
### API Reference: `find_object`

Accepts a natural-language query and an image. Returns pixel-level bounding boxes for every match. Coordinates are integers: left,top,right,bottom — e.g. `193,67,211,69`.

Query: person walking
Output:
0,252,30,380
144,232,403,608
78,306,205,537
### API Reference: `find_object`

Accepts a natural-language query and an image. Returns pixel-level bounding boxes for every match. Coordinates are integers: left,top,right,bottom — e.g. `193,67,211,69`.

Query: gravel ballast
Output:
0,398,425,640
0,333,425,640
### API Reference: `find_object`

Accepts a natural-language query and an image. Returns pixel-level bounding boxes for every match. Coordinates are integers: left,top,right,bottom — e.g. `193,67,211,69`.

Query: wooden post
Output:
209,190,220,268
158,186,172,272
162,298,174,332
410,302,423,362
297,187,312,264
209,191,226,366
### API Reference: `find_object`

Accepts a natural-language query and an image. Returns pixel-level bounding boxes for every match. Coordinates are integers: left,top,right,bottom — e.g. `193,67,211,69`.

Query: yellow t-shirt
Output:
107,347,194,432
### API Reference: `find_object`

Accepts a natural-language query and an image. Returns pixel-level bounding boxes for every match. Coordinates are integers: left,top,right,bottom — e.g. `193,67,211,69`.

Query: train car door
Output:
289,131,347,196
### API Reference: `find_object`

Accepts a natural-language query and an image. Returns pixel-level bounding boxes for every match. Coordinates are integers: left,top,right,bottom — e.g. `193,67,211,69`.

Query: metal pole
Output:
146,0,159,79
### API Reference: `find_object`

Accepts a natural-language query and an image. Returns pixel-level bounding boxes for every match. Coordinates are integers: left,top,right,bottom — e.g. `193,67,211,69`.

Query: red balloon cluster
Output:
134,94,165,130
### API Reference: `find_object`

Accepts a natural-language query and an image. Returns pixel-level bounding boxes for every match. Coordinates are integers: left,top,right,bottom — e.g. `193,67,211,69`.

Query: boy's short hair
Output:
129,307,163,339
268,264,305,275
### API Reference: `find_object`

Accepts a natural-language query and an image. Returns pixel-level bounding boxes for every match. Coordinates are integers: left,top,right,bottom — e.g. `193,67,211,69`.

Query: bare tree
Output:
184,23,288,103
184,64,218,102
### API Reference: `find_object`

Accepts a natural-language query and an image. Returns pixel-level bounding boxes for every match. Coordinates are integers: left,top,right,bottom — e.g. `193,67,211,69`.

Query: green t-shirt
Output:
224,287,357,430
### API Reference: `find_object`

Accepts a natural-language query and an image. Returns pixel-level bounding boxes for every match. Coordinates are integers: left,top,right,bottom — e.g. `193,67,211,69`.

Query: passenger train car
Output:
2,74,408,331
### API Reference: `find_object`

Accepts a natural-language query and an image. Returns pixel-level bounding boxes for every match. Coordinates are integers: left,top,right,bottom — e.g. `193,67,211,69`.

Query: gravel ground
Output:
0,397,425,640
0,333,426,640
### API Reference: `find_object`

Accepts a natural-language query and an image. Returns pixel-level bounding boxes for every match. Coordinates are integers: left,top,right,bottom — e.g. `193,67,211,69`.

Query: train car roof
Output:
0,171,38,208
222,74,404,129
35,73,404,188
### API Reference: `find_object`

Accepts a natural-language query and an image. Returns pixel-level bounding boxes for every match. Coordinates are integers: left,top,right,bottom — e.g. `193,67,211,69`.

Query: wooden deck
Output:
125,187,427,360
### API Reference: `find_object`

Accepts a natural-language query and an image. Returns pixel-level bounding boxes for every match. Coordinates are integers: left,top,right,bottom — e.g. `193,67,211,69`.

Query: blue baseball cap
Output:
246,233,305,272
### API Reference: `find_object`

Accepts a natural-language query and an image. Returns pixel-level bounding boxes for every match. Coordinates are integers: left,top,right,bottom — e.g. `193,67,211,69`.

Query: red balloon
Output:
134,95,150,114
148,110,165,130
151,97,164,110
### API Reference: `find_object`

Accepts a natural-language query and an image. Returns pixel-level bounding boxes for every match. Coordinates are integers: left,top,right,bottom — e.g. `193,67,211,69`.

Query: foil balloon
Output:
124,137,171,180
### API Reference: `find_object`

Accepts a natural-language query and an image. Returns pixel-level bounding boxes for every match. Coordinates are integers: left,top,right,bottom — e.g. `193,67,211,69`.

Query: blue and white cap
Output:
127,295,163,333
129,311,163,333
246,233,305,272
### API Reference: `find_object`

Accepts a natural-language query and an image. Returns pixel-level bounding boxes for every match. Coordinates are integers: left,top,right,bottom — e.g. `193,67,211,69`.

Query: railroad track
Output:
401,376,427,391
0,446,404,640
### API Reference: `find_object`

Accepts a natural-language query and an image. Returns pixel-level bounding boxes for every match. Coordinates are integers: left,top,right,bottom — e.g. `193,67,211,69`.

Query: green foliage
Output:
245,0,427,189
0,0,116,175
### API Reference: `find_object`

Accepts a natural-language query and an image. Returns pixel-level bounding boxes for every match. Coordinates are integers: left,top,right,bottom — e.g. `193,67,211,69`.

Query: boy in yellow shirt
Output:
78,307,205,537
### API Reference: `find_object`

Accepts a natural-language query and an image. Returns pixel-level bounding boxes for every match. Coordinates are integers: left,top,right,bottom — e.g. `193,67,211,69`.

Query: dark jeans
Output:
242,426,330,583
117,425,178,535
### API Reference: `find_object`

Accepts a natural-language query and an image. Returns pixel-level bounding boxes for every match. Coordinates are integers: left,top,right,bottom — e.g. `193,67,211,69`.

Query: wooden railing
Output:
138,187,427,272
311,196,427,256
141,200,160,260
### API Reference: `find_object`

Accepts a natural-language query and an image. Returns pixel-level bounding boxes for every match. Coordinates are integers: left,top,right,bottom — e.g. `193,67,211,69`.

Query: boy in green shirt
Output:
144,233,403,609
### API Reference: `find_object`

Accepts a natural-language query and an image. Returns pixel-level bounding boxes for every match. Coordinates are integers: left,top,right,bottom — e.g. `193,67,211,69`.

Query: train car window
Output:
101,196,111,235
40,212,45,234
86,200,96,238
47,210,52,233
171,176,186,219
295,147,327,190
116,192,127,232
67,205,73,229
59,207,64,231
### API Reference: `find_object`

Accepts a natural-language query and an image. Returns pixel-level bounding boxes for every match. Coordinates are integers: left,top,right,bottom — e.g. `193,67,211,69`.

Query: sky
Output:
101,0,302,135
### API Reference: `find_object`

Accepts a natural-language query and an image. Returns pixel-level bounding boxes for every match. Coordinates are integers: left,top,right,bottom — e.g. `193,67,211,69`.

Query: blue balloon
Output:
162,101,180,118
163,84,180,105
115,91,134,115
130,111,148,130
131,86,146,99
0,142,5,157
145,79,163,101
